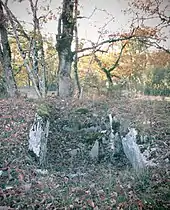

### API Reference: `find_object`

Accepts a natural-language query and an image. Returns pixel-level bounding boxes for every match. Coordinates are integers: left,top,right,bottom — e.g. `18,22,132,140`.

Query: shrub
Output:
144,67,170,96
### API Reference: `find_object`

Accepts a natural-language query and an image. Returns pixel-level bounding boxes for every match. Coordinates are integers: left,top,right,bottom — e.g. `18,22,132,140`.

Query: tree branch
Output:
0,1,30,41
108,42,127,72
78,49,108,59
93,53,121,84
13,64,24,76
139,38,170,54
75,36,134,54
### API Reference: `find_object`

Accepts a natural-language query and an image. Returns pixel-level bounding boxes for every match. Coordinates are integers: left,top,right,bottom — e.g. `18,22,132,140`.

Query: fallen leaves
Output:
0,97,170,209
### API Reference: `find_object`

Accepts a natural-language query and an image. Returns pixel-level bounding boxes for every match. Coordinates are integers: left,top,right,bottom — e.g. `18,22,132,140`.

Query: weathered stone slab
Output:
29,113,49,167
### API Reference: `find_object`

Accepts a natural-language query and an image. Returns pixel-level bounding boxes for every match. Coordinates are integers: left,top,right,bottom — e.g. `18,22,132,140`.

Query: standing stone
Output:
122,128,146,171
90,140,99,159
29,113,49,167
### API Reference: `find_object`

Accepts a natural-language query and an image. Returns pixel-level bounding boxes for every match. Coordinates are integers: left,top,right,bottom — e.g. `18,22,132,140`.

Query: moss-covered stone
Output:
82,132,102,146
37,103,50,118
74,108,90,114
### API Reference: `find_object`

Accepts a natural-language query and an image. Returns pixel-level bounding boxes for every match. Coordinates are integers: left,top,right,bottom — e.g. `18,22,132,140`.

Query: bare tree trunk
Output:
39,37,47,98
0,0,42,98
0,2,18,97
1,0,47,98
29,0,47,98
32,40,39,89
56,0,74,98
73,0,81,97
27,72,31,86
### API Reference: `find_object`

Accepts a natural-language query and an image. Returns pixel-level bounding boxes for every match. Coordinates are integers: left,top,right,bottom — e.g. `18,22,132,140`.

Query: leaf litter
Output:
0,95,170,209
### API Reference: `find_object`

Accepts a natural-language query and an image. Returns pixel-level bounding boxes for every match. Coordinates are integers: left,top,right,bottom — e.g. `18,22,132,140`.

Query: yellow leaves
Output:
148,51,170,67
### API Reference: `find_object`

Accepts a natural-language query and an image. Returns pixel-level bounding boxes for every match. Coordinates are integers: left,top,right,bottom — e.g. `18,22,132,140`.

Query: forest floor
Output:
0,93,170,209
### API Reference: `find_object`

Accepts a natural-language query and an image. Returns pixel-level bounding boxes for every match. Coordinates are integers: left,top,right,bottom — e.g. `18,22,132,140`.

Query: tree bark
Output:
73,0,81,97
1,0,46,98
0,2,18,97
29,0,47,98
56,0,74,97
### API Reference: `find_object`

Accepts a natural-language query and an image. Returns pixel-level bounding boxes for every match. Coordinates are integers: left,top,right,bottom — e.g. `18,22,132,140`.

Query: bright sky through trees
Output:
7,0,170,48
8,0,130,42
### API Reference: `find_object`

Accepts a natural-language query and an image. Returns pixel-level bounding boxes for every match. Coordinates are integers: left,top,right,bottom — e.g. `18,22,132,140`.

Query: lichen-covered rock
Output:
122,128,146,171
89,140,99,159
29,113,49,167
